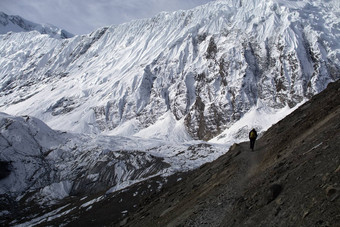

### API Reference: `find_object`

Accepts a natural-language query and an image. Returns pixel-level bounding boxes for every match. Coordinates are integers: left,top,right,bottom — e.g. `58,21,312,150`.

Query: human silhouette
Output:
249,128,258,151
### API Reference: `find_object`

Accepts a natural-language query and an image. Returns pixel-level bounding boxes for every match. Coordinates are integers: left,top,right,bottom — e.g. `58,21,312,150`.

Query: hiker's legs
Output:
252,139,256,151
250,139,254,150
250,139,256,150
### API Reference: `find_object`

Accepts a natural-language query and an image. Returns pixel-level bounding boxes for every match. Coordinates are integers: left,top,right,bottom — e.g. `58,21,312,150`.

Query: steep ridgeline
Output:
0,12,73,39
0,0,339,140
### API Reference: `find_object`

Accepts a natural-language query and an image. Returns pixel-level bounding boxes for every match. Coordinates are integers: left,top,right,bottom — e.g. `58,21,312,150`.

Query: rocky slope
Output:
123,79,340,226
0,0,339,141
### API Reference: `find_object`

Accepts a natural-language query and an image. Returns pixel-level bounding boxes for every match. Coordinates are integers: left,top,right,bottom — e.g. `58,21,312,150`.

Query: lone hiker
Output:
249,128,258,151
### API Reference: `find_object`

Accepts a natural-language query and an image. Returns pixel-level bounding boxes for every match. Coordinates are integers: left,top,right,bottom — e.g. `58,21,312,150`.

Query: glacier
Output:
0,112,226,202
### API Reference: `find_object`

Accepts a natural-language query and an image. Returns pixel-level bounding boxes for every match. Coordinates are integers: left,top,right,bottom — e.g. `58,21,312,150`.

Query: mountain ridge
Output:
0,11,74,39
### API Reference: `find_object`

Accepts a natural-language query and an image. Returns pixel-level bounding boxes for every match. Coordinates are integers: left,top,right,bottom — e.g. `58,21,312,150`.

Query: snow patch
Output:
39,181,73,203
134,111,192,142
210,100,305,144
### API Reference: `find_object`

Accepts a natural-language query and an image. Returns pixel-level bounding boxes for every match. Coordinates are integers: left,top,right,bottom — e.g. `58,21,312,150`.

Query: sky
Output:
1,0,215,35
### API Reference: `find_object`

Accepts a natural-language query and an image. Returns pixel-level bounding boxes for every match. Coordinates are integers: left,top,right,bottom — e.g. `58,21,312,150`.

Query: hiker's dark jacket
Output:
249,129,258,140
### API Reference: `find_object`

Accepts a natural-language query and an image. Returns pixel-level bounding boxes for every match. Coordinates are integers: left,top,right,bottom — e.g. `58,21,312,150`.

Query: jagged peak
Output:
0,11,74,39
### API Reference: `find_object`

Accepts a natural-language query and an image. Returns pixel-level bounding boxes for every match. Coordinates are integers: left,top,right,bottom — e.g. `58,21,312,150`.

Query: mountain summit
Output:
0,11,73,39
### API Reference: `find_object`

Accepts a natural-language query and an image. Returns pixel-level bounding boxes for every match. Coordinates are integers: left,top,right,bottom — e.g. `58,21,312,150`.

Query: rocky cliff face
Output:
0,0,339,140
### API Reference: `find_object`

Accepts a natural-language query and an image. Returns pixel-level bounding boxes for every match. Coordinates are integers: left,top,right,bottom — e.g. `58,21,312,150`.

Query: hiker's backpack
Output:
250,130,256,139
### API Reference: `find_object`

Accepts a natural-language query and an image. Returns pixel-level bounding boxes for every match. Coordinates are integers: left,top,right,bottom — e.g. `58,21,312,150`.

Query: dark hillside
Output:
123,79,340,226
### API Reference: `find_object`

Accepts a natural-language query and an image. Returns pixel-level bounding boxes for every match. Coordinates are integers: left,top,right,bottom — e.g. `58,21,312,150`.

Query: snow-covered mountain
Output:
0,11,73,39
0,0,339,224
0,0,339,142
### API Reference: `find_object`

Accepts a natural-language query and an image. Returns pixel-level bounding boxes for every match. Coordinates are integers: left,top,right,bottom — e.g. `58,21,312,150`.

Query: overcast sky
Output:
1,0,215,35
